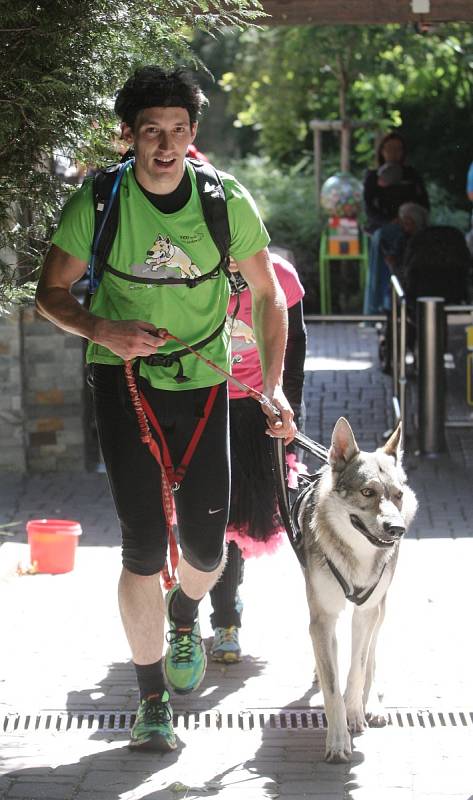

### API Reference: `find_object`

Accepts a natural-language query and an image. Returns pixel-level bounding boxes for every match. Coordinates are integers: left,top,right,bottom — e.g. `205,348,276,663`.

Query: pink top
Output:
227,254,304,399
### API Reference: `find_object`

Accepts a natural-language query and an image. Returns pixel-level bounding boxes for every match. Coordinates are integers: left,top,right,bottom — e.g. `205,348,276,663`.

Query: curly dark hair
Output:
114,66,208,129
377,131,407,166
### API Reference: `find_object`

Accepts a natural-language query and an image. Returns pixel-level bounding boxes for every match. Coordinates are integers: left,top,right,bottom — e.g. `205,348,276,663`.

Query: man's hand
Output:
93,319,167,360
261,384,297,445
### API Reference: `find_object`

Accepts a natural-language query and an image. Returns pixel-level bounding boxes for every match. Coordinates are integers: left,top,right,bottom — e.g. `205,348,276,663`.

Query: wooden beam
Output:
257,0,473,25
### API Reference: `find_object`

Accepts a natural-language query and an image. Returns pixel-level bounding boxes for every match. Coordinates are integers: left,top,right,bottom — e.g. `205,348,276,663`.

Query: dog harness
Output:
290,477,390,605
324,558,387,607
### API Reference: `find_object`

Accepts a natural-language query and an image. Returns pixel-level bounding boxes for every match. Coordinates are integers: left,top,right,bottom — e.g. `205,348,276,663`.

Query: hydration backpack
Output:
88,156,231,293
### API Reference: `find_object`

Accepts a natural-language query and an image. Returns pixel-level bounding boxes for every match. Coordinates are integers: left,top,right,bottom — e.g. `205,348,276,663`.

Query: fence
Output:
417,299,473,456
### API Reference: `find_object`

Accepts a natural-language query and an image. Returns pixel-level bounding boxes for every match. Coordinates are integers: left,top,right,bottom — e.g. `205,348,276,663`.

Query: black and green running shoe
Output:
164,585,207,695
129,690,177,752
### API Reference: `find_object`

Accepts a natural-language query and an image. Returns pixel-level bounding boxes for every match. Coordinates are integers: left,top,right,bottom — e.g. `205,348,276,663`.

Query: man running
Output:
35,65,295,753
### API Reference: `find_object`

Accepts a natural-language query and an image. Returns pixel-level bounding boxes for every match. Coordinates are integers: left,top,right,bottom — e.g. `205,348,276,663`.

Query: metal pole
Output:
313,129,321,213
391,282,399,402
417,297,446,455
398,296,407,451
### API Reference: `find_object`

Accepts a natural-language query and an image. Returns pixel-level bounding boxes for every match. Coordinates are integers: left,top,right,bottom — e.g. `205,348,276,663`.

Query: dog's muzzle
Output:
350,514,404,548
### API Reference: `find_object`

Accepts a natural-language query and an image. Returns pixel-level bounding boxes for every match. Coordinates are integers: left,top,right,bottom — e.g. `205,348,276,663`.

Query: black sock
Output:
170,587,200,627
134,659,166,701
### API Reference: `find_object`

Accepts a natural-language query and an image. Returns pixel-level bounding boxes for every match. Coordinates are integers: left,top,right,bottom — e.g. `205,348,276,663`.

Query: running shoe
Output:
210,625,241,663
164,585,207,694
129,690,177,752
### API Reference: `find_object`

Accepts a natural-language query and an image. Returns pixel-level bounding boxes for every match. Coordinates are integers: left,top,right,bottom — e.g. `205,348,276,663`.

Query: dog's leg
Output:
344,604,382,735
363,594,388,727
309,607,352,763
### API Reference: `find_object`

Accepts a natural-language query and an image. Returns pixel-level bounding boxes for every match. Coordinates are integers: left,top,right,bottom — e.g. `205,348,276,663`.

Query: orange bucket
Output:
26,519,82,574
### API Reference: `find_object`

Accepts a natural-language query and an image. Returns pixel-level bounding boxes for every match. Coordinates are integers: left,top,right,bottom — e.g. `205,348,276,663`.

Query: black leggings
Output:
91,364,230,576
210,541,244,628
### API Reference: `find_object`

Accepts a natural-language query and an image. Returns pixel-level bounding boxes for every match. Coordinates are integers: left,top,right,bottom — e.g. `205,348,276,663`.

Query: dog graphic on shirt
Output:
145,235,202,279
226,315,256,350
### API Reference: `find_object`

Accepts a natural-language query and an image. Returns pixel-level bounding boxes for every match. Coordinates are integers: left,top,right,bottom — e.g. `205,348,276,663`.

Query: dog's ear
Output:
383,423,403,461
328,417,360,471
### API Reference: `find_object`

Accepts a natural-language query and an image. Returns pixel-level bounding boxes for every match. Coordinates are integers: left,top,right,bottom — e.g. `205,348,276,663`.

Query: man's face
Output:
400,215,417,235
122,106,197,194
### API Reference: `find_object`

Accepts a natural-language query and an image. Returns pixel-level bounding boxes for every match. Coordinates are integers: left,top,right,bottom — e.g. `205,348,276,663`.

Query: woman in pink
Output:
209,252,306,661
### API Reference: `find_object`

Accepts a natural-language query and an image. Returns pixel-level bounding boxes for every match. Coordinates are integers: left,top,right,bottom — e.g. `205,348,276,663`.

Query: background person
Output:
209,252,306,662
378,202,471,371
466,161,473,256
466,160,473,203
363,132,429,315
35,65,295,755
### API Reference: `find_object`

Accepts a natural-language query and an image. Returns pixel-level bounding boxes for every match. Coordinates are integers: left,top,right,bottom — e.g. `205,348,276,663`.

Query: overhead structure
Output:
257,0,473,24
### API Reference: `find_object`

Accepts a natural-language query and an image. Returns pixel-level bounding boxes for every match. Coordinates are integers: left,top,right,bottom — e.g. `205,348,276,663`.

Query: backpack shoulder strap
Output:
88,159,133,293
187,158,231,272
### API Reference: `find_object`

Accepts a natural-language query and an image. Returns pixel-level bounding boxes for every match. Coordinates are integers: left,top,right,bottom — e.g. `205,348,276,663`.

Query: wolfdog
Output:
297,417,417,763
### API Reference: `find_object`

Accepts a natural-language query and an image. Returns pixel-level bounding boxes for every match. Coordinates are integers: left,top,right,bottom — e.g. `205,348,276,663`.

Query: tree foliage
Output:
220,23,473,191
0,0,262,310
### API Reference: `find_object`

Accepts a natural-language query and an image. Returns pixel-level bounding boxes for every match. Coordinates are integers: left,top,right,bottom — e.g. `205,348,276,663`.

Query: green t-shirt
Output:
51,163,270,390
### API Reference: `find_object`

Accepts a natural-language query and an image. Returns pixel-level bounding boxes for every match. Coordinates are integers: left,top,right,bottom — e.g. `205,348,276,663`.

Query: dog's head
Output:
324,417,417,549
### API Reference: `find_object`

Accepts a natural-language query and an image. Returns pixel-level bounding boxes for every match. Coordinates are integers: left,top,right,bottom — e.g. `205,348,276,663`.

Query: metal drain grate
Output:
2,709,473,734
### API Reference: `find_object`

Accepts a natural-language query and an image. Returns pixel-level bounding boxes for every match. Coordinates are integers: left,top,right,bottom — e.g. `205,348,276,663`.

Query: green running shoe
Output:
129,690,177,752
164,585,207,694
211,626,241,663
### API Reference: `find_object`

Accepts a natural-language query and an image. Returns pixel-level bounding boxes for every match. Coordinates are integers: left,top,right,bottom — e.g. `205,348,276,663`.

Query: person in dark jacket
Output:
363,132,429,314
378,204,472,371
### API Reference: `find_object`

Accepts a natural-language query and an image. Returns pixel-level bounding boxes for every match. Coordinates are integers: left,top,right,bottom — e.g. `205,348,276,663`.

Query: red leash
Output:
124,327,284,589
157,328,282,417
124,360,218,589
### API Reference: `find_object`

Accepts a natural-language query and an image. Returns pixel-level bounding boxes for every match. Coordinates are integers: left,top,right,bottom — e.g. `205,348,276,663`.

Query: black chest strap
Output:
104,261,221,288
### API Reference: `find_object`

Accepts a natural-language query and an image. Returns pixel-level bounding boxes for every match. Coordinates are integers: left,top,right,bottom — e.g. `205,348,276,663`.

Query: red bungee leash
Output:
124,327,325,589
158,329,329,463
124,356,218,590
156,328,282,417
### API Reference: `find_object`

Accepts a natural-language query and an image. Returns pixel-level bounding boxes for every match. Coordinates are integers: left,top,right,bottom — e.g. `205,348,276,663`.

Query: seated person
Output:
363,132,429,314
378,211,471,371
382,202,430,278
403,224,472,310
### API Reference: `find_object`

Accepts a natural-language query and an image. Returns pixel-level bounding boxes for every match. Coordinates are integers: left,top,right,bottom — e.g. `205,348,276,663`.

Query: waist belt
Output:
143,317,227,383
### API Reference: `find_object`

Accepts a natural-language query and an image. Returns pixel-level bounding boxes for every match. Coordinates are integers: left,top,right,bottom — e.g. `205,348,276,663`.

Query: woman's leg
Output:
209,541,244,629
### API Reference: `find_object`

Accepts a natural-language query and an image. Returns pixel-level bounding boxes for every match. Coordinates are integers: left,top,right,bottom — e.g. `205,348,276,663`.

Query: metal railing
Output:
305,279,407,448
417,299,473,455
390,276,407,449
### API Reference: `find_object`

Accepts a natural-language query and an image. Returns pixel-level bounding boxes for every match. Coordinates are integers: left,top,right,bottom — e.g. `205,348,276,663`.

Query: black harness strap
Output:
187,157,231,277
324,557,387,607
89,160,132,293
104,262,221,287
142,316,227,383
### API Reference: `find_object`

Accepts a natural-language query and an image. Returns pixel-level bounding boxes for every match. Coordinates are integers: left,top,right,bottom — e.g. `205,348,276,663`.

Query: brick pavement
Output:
1,323,473,799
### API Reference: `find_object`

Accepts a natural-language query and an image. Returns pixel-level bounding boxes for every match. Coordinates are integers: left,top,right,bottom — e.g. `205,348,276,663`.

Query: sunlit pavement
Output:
1,323,472,799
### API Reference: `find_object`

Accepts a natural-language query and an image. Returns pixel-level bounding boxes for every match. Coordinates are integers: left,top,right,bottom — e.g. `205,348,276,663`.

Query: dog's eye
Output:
361,488,375,497
394,490,403,501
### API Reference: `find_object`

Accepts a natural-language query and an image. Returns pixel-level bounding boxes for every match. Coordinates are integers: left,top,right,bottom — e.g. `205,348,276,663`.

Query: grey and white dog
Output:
298,417,417,763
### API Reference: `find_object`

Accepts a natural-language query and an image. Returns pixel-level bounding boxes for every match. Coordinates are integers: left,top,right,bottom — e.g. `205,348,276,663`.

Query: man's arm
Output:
235,248,295,443
35,244,166,360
